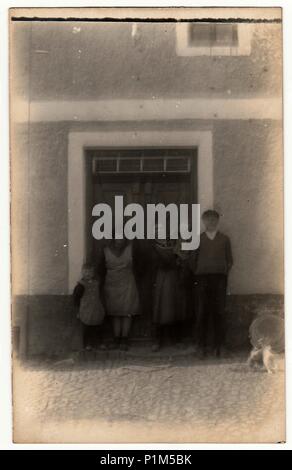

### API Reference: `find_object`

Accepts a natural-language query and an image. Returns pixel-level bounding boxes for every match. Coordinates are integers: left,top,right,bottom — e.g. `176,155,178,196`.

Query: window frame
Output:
176,23,252,57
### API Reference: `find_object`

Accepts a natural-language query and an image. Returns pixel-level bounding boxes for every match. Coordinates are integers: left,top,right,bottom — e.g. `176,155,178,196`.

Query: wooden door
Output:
85,148,197,339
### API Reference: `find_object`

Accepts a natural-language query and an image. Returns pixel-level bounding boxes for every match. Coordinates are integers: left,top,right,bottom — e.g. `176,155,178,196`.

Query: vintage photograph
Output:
10,7,284,443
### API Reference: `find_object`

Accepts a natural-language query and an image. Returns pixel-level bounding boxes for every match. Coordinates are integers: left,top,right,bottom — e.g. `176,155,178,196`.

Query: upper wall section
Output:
11,20,282,102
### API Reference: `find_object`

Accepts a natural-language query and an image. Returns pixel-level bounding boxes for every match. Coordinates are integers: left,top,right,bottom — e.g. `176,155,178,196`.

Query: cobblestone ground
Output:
13,348,285,443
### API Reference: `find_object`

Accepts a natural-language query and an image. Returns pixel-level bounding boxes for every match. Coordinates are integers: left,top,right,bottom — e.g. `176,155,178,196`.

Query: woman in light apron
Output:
98,238,143,350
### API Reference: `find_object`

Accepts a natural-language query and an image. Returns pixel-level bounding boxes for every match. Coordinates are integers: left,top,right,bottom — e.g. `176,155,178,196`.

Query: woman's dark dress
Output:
152,240,189,326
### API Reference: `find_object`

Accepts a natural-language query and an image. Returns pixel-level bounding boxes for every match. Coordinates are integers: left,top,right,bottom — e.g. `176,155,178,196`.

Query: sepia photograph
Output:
9,7,285,444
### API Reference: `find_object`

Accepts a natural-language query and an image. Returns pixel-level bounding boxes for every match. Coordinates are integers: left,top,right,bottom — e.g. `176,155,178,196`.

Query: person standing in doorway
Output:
151,225,187,351
190,210,233,358
98,237,142,351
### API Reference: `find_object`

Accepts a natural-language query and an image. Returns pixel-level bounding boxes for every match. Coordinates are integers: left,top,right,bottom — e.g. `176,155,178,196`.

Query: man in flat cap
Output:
190,210,233,358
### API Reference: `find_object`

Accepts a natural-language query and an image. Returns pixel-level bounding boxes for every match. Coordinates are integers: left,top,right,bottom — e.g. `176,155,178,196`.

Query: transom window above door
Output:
88,148,195,175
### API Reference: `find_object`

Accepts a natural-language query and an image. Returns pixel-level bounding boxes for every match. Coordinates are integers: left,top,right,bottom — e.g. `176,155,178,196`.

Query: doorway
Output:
84,147,197,339
68,130,213,293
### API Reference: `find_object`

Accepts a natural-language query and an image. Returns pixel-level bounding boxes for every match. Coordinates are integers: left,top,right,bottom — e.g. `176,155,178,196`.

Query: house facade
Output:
11,12,284,355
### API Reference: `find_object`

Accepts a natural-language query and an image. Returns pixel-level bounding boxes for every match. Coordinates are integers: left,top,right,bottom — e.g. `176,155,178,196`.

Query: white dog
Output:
248,341,284,374
248,315,285,374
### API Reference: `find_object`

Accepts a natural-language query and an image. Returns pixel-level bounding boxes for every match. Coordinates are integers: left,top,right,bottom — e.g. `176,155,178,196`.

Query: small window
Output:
188,23,238,48
176,23,252,56
189,23,238,47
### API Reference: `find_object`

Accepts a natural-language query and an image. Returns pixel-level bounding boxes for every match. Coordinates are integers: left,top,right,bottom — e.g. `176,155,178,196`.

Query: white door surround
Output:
68,130,213,291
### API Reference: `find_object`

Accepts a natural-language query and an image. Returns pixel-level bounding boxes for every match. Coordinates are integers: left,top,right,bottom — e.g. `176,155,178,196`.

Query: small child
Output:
190,210,233,358
73,264,106,351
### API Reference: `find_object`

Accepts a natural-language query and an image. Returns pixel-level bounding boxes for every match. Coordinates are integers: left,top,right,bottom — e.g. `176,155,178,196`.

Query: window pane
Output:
188,24,213,47
119,158,141,172
215,24,238,46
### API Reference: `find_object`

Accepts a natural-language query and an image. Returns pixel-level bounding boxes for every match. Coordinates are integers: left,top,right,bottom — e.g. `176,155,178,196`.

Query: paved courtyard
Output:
13,349,285,443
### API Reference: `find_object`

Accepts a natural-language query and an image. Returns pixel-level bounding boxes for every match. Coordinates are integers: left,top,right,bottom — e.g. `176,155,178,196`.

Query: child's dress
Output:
76,279,105,326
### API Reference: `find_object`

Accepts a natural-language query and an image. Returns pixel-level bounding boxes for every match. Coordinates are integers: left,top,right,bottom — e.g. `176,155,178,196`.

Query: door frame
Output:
68,130,213,292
